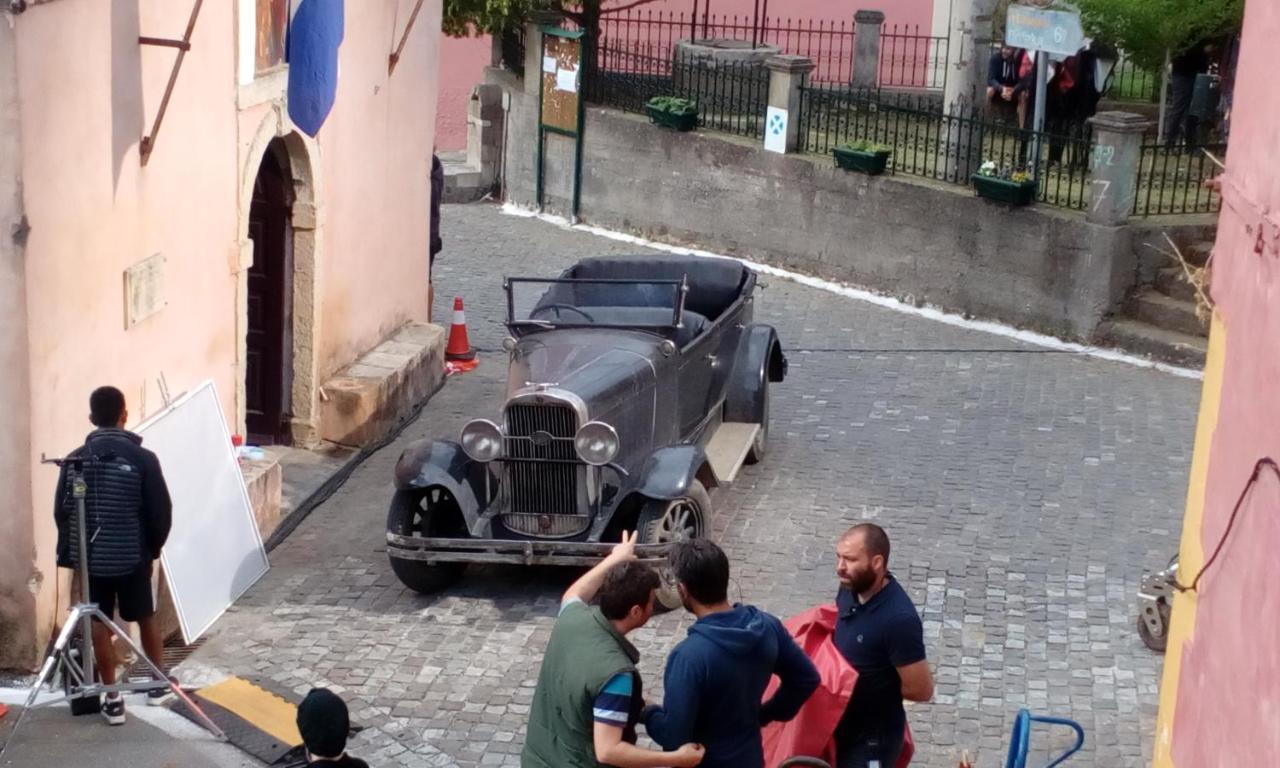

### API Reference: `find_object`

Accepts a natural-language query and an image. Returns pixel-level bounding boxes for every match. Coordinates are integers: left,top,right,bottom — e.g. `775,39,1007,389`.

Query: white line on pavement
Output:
500,204,1204,381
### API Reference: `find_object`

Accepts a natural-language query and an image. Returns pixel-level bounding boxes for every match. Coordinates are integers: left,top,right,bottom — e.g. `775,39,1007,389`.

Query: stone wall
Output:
490,68,1175,340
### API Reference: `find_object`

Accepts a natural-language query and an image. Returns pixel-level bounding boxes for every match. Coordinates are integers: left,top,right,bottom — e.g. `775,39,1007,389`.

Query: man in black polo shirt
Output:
832,524,932,768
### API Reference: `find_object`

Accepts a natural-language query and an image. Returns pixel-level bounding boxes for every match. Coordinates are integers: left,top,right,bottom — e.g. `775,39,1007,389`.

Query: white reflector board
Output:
135,380,269,642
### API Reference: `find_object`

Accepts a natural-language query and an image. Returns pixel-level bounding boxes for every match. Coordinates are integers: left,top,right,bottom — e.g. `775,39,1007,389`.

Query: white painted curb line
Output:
500,203,1204,381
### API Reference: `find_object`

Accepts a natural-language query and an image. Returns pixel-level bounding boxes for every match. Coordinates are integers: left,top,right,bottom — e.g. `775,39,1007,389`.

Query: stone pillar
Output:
1087,111,1153,226
852,10,885,90
765,55,816,154
942,0,997,179
467,83,506,190
942,0,997,113
522,22,544,98
0,12,37,670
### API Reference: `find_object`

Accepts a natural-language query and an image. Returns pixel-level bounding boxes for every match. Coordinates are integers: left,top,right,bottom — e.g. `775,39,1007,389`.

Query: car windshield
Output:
505,278,686,328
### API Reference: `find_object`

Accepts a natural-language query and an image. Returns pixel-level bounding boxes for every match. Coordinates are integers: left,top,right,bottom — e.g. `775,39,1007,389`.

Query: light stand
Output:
0,455,225,757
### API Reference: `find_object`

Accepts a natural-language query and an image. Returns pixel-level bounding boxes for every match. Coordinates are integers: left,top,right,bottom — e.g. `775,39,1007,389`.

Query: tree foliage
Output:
1069,0,1243,70
442,0,665,38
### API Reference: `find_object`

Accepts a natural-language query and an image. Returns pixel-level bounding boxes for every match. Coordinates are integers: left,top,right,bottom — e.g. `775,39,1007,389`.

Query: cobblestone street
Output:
181,204,1198,767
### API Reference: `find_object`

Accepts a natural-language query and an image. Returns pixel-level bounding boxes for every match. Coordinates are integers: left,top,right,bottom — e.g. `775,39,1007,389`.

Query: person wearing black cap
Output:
296,688,368,767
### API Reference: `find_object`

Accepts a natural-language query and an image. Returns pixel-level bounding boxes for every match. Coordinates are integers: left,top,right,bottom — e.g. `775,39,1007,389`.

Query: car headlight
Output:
460,419,503,462
575,421,620,466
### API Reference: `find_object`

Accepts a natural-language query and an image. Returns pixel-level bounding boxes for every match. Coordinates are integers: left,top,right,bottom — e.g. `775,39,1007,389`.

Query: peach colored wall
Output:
434,0,944,151
1153,0,1280,764
13,0,242,665
315,0,441,379
3,0,442,668
0,14,35,671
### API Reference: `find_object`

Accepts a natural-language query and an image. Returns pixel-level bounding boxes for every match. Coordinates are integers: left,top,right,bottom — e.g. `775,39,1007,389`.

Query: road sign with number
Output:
1005,5,1085,56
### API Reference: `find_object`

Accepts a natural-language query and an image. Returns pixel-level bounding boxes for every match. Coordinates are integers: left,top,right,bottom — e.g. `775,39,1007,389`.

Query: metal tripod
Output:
0,455,226,757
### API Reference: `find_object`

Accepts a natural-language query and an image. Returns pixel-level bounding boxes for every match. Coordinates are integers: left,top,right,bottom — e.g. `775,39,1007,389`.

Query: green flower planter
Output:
833,147,891,176
972,174,1038,206
646,105,698,132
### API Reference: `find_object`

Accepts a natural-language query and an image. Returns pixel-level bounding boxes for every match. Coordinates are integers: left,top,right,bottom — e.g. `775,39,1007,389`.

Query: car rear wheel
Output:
637,480,710,613
387,488,466,594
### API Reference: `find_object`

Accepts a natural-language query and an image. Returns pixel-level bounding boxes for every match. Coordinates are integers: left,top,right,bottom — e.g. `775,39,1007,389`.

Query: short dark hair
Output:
843,523,891,563
597,561,660,620
296,688,349,758
669,539,729,605
89,386,126,428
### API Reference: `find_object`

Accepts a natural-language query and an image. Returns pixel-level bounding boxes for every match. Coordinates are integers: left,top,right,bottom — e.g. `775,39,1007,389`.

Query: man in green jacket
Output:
523,531,705,768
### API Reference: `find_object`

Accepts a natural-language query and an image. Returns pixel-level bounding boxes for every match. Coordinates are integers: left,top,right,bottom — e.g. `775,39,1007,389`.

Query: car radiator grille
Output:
501,403,586,537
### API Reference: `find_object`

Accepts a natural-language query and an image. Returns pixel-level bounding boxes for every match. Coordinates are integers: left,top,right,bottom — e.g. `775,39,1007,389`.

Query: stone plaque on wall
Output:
124,253,166,328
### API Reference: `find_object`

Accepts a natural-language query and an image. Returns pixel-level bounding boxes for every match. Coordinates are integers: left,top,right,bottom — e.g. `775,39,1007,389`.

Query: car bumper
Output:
385,533,672,566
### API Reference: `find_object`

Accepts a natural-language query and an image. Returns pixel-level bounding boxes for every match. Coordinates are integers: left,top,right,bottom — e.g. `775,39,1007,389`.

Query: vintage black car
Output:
385,254,787,606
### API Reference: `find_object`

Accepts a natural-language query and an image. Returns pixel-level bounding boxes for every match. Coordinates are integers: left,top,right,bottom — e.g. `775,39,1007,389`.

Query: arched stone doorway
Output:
237,113,321,447
245,138,294,444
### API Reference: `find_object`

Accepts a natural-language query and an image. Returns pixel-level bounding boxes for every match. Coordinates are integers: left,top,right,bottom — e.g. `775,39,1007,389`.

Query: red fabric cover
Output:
761,604,914,768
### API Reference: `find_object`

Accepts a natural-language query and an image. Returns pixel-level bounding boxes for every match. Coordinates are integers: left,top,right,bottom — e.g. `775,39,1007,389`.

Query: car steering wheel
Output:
530,303,596,323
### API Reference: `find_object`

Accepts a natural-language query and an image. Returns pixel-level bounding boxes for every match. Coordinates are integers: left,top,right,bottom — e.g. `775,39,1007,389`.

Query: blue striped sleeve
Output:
592,673,634,727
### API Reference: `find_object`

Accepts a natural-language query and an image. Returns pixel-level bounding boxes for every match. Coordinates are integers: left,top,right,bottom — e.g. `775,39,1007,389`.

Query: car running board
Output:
705,422,760,484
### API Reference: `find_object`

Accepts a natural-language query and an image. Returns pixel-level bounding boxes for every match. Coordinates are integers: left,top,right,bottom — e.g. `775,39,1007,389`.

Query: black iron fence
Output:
1133,144,1225,216
878,25,948,90
1108,56,1161,103
798,85,1092,210
586,48,768,140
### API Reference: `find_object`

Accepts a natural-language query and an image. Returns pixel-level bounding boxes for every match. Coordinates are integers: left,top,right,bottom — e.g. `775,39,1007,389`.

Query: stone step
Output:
442,158,492,204
1126,289,1207,338
1154,266,1200,303
1094,319,1207,369
1183,240,1213,267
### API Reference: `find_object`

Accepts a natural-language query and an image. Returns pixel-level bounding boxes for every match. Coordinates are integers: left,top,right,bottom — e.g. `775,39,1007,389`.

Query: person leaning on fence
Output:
522,531,705,768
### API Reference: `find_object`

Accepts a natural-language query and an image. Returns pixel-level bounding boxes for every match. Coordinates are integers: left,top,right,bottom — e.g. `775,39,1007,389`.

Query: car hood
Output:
507,330,660,413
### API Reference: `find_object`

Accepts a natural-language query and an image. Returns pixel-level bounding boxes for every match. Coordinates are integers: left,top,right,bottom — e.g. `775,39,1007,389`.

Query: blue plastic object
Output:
1004,709,1086,768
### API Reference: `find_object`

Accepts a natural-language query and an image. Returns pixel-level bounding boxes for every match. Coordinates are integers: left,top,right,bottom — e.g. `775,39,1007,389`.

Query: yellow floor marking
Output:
197,677,302,746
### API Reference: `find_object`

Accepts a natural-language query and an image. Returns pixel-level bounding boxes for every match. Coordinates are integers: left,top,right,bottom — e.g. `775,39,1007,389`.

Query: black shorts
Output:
89,563,155,622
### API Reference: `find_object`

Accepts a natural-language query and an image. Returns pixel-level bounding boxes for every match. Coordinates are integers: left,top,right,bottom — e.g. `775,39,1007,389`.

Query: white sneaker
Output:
102,693,126,725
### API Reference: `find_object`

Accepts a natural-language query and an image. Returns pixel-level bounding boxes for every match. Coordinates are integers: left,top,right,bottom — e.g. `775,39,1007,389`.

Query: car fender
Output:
392,439,484,530
724,324,787,424
631,444,709,501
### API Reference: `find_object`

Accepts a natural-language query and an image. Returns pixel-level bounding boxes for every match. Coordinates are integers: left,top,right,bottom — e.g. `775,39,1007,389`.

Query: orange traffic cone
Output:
445,296,478,372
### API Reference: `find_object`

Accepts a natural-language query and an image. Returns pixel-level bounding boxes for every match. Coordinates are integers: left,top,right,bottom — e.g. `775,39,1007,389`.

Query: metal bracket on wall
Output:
388,0,426,75
138,0,203,167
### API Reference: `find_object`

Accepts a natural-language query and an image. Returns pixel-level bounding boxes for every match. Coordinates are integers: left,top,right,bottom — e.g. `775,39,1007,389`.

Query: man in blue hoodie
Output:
643,539,820,768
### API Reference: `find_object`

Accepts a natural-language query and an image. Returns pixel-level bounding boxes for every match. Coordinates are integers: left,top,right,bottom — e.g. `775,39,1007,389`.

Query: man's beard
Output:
843,567,877,594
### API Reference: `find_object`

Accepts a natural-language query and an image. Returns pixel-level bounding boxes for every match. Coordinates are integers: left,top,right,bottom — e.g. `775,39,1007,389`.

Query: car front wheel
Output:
387,488,467,594
636,480,710,612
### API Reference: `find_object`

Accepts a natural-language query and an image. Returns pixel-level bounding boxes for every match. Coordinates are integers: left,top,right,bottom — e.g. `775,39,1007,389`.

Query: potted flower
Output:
972,161,1037,206
645,96,699,132
833,140,893,176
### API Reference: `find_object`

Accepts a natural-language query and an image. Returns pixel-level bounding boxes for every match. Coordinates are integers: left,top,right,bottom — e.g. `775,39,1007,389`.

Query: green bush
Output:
646,96,699,116
836,139,893,154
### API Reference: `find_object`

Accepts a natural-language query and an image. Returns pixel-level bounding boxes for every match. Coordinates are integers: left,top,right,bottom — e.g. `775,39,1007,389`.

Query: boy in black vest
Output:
54,386,172,725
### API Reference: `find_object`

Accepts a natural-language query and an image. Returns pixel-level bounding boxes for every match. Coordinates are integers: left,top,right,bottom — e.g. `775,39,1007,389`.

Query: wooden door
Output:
245,144,294,445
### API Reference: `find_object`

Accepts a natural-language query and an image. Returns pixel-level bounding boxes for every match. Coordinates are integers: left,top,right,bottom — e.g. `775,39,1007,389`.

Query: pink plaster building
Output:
435,0,950,151
0,0,444,669
1152,0,1280,764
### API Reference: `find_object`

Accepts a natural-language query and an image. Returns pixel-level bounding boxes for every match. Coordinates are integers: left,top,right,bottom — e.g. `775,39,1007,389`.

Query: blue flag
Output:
287,0,345,137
